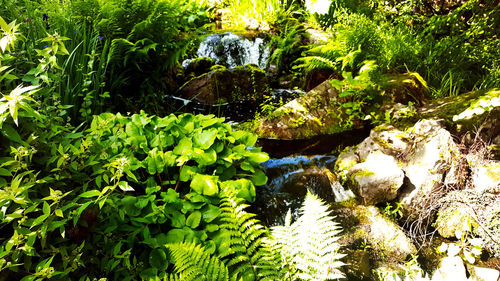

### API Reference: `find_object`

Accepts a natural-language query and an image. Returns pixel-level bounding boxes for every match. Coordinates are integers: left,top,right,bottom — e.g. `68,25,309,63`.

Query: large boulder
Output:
419,89,500,146
398,119,461,219
333,202,417,280
347,151,405,205
257,72,431,140
256,79,360,139
177,64,268,104
336,119,461,219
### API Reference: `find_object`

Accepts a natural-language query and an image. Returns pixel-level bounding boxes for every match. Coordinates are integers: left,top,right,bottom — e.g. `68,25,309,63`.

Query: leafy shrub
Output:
168,194,280,281
268,18,307,75
268,192,346,280
0,90,270,280
168,192,346,281
97,0,210,112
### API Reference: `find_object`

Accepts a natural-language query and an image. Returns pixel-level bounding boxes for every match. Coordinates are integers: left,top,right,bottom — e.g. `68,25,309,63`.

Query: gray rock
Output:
256,79,355,139
335,119,460,219
398,119,460,219
432,256,468,281
348,151,405,205
333,204,417,280
177,64,268,104
470,160,500,194
355,125,409,160
468,266,500,281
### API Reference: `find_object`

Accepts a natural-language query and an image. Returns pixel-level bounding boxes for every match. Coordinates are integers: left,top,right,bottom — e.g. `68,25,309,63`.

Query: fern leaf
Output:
218,195,284,281
270,192,346,281
168,242,229,281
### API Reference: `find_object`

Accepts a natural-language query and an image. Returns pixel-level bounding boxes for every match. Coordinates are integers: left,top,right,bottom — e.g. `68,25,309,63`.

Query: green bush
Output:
0,92,270,279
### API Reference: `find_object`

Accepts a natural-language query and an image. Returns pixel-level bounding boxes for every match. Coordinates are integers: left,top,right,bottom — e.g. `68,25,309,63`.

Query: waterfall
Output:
193,32,269,69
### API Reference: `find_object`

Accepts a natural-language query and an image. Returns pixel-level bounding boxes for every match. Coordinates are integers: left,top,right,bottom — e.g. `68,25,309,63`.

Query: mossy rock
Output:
435,205,478,238
177,63,268,104
184,57,215,77
331,204,417,270
256,79,363,139
419,89,500,140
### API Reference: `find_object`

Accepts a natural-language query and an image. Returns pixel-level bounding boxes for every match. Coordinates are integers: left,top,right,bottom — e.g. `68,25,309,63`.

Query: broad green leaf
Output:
190,174,219,196
180,166,198,182
173,137,192,155
126,121,141,137
121,196,140,217
149,248,168,270
55,209,63,218
186,211,201,229
201,204,220,223
0,168,12,176
31,202,50,227
79,190,100,198
205,224,219,232
194,148,217,166
161,189,179,203
251,169,268,186
193,129,217,150
1,124,22,143
247,152,269,163
171,211,185,228
165,229,185,244
140,268,158,280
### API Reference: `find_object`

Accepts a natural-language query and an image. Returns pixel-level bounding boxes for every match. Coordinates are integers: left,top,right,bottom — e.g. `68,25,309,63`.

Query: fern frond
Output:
270,192,346,281
162,273,182,281
108,38,135,65
218,195,284,281
294,41,348,74
294,56,338,73
168,242,229,281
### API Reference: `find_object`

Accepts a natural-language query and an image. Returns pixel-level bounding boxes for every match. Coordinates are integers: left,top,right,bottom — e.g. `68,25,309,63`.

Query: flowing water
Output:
166,88,304,122
183,32,270,69
249,155,354,226
179,32,356,227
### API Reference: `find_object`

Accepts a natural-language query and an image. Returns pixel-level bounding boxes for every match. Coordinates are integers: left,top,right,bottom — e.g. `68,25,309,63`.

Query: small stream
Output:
165,88,304,122
186,32,270,69
249,155,354,226
178,31,358,227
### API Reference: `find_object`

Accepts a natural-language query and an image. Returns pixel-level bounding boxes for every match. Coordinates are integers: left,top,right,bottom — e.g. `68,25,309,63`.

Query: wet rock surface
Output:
249,155,354,226
256,79,359,139
336,119,461,220
177,64,269,104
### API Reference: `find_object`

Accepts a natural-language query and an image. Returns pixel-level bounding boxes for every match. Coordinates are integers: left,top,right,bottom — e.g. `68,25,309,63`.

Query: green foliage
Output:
382,202,403,222
298,1,499,97
219,0,298,30
168,193,280,281
0,87,270,279
98,0,210,112
168,192,346,281
268,192,346,280
268,18,307,74
217,195,279,280
331,60,382,129
168,242,229,281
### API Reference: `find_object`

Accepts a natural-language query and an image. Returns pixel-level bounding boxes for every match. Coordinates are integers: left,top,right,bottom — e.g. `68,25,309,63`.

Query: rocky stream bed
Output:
165,31,500,281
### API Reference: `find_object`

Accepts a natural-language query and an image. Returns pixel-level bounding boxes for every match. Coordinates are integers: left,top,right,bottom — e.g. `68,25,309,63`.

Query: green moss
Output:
486,163,500,182
210,64,227,72
352,170,376,178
